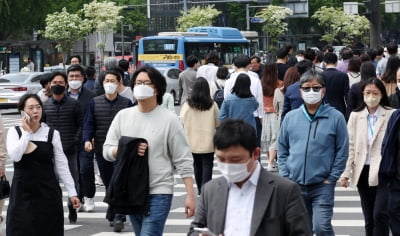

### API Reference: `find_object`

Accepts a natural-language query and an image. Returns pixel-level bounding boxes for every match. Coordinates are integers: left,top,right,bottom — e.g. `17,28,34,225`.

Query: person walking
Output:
103,65,196,236
219,73,259,132
180,77,219,195
6,94,80,236
340,78,394,236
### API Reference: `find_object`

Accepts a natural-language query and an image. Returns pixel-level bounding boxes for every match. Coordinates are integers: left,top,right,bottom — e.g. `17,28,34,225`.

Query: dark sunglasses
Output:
300,86,323,92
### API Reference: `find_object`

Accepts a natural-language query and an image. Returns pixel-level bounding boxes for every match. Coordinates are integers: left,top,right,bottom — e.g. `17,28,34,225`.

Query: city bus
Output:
137,27,250,70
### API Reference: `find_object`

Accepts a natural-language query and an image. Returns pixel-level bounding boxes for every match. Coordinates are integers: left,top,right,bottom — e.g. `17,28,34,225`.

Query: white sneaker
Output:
83,197,95,212
267,164,278,172
95,175,104,186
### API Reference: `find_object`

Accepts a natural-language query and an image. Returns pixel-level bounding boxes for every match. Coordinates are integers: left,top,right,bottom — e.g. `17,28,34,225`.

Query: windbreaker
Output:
278,104,349,185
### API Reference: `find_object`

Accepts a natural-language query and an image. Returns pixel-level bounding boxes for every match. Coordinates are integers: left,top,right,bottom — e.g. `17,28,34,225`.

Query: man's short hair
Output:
39,73,51,88
205,52,220,65
304,48,316,61
233,55,251,68
119,59,129,72
366,48,377,61
104,57,119,70
323,45,334,53
70,55,81,63
104,68,122,82
67,64,85,77
323,52,338,64
86,66,96,78
276,47,288,59
186,55,199,67
340,48,353,60
250,55,261,63
300,69,326,87
49,71,68,84
387,42,398,55
375,46,384,56
214,119,257,155
296,60,313,75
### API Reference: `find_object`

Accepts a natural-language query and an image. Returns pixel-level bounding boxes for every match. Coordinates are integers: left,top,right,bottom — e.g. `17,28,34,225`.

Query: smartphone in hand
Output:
193,227,217,236
21,111,31,123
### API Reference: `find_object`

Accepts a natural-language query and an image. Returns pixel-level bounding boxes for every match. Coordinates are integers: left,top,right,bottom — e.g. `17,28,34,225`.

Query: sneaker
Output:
113,219,124,232
95,175,104,186
267,164,278,172
83,197,95,212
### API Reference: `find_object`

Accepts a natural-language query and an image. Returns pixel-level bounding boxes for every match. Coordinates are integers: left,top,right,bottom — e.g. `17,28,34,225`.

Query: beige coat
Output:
180,102,219,153
341,106,394,188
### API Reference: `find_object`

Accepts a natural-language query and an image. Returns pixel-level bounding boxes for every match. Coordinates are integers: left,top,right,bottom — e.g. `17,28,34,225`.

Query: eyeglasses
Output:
300,86,323,92
135,81,153,86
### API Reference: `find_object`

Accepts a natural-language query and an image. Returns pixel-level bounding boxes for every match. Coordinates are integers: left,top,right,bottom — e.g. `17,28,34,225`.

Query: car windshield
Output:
0,74,29,83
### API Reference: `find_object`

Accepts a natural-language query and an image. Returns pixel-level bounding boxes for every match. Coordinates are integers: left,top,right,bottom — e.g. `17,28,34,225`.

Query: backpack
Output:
213,81,224,108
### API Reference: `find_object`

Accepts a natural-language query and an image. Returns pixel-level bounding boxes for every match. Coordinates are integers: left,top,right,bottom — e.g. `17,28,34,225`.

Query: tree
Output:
176,5,221,32
312,6,370,45
254,5,293,49
82,0,123,68
41,7,92,66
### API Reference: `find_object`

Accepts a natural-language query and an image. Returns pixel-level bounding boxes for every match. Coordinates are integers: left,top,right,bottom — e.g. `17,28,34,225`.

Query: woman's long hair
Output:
381,56,400,83
232,74,253,98
282,67,300,94
354,77,391,112
261,62,279,97
187,77,214,111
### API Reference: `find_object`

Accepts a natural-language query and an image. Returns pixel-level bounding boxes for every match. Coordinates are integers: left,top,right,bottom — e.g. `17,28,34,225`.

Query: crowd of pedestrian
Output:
2,41,400,236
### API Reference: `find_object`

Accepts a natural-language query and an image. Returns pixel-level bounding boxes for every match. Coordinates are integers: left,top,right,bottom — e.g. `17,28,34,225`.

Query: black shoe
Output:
109,221,114,227
68,209,77,224
113,219,124,232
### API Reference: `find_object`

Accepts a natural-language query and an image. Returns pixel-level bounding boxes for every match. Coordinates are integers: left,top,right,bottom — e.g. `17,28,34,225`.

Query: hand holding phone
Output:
21,111,31,123
194,227,217,236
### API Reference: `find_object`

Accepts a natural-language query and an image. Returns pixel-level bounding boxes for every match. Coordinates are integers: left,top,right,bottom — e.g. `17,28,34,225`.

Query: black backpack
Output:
213,81,224,108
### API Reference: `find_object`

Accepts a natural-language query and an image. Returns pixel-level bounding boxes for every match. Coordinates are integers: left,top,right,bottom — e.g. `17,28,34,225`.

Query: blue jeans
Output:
129,194,173,236
299,182,335,236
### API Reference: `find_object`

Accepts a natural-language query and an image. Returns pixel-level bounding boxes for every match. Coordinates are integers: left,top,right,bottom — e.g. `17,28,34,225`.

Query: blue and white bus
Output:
137,27,250,70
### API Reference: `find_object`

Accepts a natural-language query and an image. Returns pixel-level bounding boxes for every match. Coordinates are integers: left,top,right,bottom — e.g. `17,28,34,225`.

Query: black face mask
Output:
51,84,66,95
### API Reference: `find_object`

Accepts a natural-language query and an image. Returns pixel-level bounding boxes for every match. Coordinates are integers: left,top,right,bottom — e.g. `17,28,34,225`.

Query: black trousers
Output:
193,153,214,195
357,165,389,236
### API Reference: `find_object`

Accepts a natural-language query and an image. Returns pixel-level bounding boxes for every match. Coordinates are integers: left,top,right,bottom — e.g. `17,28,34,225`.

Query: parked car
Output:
157,67,182,105
0,72,47,109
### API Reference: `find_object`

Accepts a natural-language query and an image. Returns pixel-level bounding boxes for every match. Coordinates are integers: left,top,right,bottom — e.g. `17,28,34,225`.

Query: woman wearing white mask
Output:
103,65,196,236
82,68,133,230
388,67,400,108
340,77,394,236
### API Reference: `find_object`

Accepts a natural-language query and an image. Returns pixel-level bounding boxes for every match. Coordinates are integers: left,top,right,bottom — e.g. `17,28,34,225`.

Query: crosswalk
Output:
2,160,365,236
0,115,365,235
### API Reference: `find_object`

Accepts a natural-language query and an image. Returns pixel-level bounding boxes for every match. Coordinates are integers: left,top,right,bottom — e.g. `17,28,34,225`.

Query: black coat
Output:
322,68,349,118
104,137,150,215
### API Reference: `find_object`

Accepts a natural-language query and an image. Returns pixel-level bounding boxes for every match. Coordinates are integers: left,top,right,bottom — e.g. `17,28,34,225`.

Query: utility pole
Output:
365,0,382,47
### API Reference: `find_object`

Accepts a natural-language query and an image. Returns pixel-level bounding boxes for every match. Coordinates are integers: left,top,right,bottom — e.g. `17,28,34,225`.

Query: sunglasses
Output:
300,86,323,92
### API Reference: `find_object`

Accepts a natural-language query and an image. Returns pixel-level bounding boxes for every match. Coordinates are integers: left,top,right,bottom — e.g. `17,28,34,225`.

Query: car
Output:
0,72,47,109
157,67,182,105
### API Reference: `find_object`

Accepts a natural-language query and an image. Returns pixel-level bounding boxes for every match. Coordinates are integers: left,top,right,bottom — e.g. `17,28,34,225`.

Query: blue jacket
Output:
379,109,400,180
219,94,258,131
281,81,303,123
278,104,349,185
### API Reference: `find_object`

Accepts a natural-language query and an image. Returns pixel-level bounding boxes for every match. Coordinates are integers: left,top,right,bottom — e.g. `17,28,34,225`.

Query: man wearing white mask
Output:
83,68,133,231
188,119,311,236
103,65,196,236
66,65,96,215
278,69,349,236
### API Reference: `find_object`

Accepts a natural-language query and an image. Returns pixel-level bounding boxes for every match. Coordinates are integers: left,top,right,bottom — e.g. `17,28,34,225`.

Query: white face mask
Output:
364,95,381,108
301,90,322,105
68,80,82,90
217,159,252,183
397,82,400,90
103,82,118,95
134,84,154,100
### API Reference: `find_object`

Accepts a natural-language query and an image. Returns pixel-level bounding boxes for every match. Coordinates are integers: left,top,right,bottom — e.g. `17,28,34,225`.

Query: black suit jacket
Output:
322,68,349,118
188,167,312,236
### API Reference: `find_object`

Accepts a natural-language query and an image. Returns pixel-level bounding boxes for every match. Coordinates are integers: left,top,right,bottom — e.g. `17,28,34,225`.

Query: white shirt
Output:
119,87,134,103
7,123,77,196
224,161,261,236
365,106,380,165
196,63,219,84
223,71,264,118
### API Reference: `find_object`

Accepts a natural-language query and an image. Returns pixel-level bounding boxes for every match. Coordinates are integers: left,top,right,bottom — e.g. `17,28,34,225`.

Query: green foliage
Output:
41,7,91,53
176,5,221,32
312,6,370,45
255,5,293,47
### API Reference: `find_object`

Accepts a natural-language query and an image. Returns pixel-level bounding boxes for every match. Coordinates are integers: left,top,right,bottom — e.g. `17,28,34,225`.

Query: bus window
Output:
144,39,178,54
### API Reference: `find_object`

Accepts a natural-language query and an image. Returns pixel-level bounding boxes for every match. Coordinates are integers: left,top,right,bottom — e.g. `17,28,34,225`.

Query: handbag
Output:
0,175,10,199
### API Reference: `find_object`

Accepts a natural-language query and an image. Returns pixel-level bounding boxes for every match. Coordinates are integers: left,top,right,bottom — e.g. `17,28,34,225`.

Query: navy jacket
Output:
322,68,349,118
281,81,303,123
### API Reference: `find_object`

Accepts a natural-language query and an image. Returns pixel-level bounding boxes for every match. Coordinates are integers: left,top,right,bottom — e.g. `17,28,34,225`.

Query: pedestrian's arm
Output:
183,177,196,218
341,113,356,182
103,112,122,162
277,119,290,178
188,190,207,236
6,127,31,162
178,76,183,103
75,102,83,145
0,119,7,176
281,92,291,125
83,100,96,151
328,116,349,183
